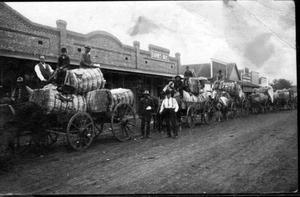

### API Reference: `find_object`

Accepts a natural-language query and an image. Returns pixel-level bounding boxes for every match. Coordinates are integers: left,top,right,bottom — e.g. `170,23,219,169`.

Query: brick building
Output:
0,2,181,111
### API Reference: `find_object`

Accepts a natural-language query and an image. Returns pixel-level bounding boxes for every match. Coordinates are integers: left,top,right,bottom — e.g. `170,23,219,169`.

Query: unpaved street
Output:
0,110,297,194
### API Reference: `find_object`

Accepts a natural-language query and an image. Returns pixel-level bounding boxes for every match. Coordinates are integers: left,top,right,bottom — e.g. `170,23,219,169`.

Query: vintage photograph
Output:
0,0,297,194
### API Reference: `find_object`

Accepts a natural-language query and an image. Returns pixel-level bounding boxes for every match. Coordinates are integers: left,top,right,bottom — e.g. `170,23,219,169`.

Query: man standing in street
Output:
139,90,155,139
34,55,54,88
159,90,179,138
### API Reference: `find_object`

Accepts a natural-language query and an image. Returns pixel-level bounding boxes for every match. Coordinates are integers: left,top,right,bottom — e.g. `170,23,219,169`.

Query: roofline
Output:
210,58,229,65
2,2,59,33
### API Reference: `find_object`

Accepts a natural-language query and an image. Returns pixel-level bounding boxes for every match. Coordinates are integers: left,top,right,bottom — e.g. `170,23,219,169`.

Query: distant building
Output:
250,71,259,85
181,58,241,82
238,67,251,83
259,76,268,86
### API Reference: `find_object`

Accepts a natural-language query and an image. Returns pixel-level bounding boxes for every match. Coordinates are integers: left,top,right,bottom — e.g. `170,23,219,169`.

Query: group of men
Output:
34,45,97,87
10,45,97,104
139,89,179,139
138,66,197,139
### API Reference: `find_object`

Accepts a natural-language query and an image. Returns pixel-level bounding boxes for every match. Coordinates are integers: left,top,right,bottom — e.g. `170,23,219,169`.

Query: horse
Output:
1,101,49,156
211,90,233,121
211,81,244,121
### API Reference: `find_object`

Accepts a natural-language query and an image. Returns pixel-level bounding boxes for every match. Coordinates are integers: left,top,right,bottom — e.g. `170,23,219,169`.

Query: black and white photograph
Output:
0,0,297,194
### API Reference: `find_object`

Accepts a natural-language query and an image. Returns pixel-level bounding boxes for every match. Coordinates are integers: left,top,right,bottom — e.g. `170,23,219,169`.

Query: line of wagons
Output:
0,73,297,155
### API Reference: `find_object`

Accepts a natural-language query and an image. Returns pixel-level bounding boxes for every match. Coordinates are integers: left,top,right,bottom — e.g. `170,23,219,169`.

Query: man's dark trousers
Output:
164,109,177,137
141,112,151,137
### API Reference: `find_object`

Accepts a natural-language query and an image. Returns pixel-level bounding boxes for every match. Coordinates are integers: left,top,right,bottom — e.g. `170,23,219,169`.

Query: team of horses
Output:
151,81,297,131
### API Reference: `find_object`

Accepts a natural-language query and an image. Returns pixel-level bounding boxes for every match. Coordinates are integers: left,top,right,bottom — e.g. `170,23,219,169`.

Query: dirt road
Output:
0,110,297,194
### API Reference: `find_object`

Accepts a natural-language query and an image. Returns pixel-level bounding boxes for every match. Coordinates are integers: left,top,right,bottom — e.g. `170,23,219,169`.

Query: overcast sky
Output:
6,0,296,84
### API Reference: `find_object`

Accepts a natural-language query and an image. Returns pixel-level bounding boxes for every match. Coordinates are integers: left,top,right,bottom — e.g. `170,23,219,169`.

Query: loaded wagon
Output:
175,77,215,128
0,67,137,153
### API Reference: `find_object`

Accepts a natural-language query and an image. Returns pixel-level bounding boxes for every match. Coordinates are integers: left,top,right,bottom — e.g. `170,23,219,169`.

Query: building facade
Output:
0,2,181,111
250,71,260,85
259,76,268,87
238,67,251,83
181,58,241,82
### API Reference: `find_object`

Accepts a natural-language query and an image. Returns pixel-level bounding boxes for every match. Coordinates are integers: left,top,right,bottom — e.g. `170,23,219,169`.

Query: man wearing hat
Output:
139,90,155,139
159,89,179,138
11,77,29,104
80,45,93,68
34,55,54,87
184,66,194,79
174,75,184,98
216,70,224,81
57,47,71,69
55,47,79,87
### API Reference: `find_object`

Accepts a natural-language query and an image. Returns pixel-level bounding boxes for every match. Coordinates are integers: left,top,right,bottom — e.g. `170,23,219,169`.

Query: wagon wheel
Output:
111,103,136,142
186,105,195,128
203,100,214,125
67,112,95,151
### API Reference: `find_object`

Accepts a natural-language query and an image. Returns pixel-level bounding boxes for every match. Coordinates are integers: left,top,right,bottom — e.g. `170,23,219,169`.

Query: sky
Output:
6,0,296,84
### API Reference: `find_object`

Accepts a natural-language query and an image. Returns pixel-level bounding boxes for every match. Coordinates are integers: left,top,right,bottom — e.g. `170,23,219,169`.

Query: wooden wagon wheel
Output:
203,100,214,125
66,112,95,151
186,105,195,128
111,103,136,142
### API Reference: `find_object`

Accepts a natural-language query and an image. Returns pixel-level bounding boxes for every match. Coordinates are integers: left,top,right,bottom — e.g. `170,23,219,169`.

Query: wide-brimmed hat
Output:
17,76,23,82
143,90,150,95
175,75,182,79
61,47,67,53
84,45,91,49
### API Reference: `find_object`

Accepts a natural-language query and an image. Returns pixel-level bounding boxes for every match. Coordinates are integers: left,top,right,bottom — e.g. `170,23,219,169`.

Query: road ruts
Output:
0,110,297,194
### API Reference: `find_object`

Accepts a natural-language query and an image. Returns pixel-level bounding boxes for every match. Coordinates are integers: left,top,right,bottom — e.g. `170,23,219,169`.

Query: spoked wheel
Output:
186,105,195,128
111,103,136,142
67,112,95,151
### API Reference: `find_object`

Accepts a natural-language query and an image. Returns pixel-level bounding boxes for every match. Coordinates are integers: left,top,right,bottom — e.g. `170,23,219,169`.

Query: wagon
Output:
177,77,215,128
0,92,137,152
46,101,137,151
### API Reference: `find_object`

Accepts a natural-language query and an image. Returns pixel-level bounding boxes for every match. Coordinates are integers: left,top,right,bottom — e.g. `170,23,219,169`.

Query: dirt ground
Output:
0,110,297,194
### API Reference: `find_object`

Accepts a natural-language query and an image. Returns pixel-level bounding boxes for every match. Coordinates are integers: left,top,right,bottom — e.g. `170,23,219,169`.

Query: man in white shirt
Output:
34,55,54,87
159,90,179,138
